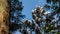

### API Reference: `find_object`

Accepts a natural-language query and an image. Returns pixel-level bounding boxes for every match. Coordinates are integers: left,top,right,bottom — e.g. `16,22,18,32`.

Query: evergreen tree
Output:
9,0,60,34
43,0,60,33
9,0,24,34
20,5,60,34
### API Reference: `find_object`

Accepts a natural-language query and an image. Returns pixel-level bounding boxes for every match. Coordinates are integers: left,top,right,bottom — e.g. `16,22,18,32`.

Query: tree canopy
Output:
9,0,24,33
9,0,60,34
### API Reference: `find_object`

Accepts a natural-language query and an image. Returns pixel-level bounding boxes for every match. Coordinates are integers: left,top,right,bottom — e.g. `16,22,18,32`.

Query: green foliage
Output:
20,5,60,34
43,0,60,34
45,0,60,11
9,0,60,34
9,0,24,33
43,23,55,33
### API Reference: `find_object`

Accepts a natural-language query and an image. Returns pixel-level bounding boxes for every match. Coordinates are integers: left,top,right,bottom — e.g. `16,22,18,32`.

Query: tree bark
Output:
0,0,10,34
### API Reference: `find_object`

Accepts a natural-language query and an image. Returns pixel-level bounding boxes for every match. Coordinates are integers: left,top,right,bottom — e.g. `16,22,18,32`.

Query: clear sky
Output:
13,0,46,34
22,0,46,20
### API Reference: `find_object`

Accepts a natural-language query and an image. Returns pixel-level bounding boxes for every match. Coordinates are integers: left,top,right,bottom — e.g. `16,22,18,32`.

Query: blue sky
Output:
22,0,46,20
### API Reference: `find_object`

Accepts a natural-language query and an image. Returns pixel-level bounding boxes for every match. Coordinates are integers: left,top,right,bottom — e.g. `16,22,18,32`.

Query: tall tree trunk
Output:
0,0,10,34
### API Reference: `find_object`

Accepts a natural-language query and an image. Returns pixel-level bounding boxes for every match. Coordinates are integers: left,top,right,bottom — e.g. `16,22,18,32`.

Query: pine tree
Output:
9,0,24,34
43,0,60,33
20,5,60,34
9,0,60,34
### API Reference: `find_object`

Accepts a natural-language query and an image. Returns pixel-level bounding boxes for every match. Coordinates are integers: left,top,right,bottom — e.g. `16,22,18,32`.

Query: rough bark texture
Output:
0,0,10,34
